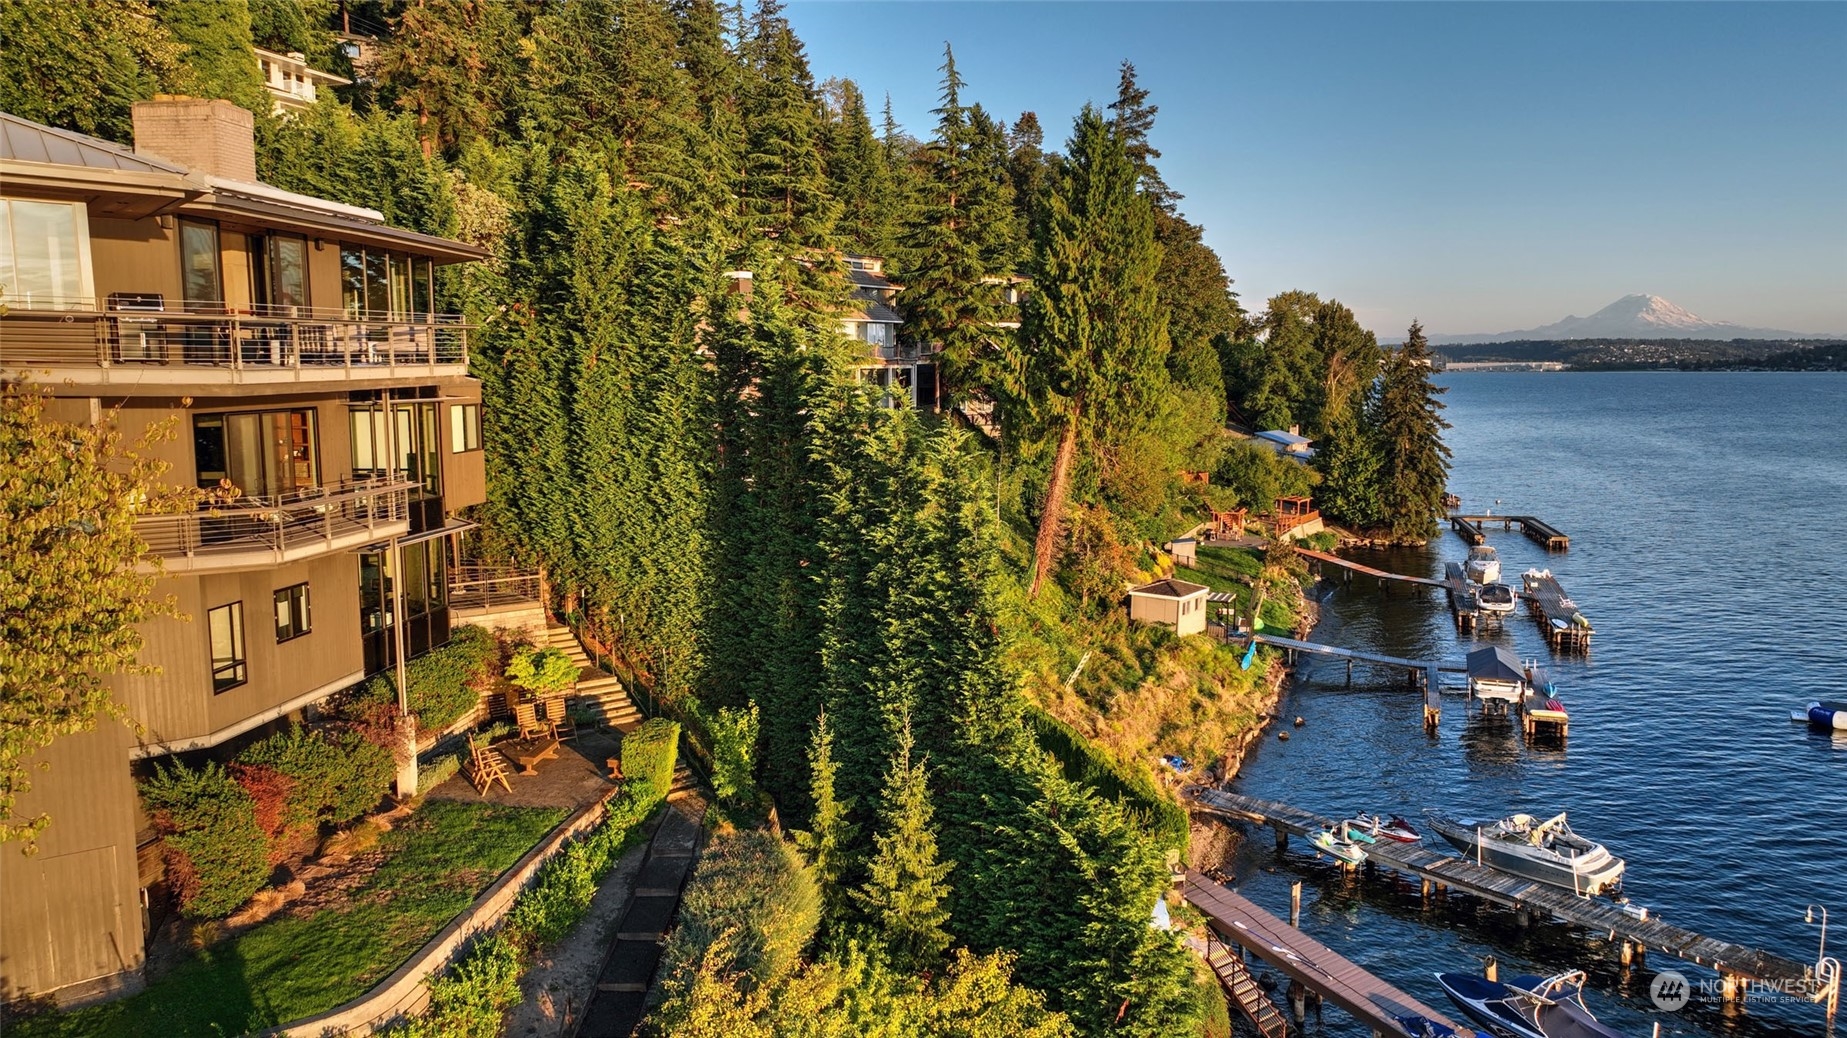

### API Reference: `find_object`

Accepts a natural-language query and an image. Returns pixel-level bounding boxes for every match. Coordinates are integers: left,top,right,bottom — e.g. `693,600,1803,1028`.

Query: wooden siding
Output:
89,216,181,305
119,555,364,749
0,722,142,1001
443,385,485,509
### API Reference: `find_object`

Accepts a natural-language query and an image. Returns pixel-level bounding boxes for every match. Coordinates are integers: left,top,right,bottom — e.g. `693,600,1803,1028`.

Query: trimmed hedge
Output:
621,718,680,792
141,761,270,918
1023,703,1190,854
359,625,500,735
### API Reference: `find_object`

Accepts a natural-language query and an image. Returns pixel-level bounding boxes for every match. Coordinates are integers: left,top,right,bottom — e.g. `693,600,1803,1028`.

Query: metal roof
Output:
1129,578,1210,599
1256,429,1312,446
0,111,191,174
1466,645,1525,683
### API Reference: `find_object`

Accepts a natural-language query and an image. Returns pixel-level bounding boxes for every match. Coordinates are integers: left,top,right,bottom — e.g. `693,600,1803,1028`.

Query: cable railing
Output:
447,566,544,611
0,303,469,379
135,475,414,566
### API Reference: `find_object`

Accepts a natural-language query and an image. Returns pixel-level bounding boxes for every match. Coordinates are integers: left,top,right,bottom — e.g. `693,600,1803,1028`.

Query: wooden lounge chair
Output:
465,741,512,796
513,699,553,741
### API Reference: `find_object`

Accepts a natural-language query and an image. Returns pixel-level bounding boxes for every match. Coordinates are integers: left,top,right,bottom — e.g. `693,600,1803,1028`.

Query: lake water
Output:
1222,372,1847,1038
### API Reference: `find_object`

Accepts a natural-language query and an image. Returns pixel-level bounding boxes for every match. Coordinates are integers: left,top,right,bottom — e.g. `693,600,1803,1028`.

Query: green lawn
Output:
1176,546,1300,633
14,800,567,1038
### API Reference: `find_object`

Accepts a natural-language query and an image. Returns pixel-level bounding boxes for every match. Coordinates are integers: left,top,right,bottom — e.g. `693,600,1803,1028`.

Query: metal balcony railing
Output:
447,566,544,611
135,476,414,569
0,303,468,383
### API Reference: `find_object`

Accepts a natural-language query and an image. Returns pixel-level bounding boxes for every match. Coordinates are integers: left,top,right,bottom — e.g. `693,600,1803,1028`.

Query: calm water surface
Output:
1224,372,1847,1038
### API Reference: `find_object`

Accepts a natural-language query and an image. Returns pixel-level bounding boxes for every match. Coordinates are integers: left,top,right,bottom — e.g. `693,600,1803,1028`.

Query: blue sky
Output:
786,2,1847,337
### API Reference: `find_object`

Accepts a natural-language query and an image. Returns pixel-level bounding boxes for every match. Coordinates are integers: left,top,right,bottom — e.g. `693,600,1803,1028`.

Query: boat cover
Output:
1466,645,1524,684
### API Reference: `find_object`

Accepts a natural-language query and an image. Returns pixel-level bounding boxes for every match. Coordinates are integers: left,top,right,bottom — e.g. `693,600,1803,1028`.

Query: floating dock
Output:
1451,514,1570,551
1299,548,1449,588
1443,562,1484,632
1185,874,1476,1038
1520,569,1593,651
1185,790,1836,1011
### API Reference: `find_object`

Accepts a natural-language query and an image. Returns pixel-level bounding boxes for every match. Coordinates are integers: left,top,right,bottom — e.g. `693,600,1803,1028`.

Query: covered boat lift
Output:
1466,646,1527,705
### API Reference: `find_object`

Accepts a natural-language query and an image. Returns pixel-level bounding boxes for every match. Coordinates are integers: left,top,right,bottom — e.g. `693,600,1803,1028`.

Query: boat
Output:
1348,812,1423,843
1465,545,1501,585
1396,1014,1462,1038
1311,826,1368,865
1428,812,1625,896
1436,970,1624,1038
1806,701,1847,730
1474,582,1517,614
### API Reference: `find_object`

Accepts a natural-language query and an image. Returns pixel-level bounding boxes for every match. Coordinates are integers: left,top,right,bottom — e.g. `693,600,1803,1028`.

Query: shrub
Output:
394,931,523,1038
706,703,758,806
504,645,578,698
141,761,270,918
416,750,465,796
356,625,500,736
621,718,680,792
236,725,394,833
658,829,819,992
1023,704,1189,854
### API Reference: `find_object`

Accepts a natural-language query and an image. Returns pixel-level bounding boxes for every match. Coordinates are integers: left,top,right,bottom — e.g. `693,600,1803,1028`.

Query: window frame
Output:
208,601,248,693
274,581,312,643
450,403,481,454
0,197,97,311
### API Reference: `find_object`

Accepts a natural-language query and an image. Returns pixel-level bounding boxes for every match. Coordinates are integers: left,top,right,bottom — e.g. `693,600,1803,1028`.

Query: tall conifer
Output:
852,715,954,972
1372,321,1452,540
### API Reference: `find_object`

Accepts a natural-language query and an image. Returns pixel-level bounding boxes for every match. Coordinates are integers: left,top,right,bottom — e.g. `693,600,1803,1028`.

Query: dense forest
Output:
1434,336,1847,369
0,1,1455,1032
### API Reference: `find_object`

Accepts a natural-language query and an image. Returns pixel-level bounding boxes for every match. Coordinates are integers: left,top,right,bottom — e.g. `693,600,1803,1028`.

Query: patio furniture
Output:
503,736,561,776
465,740,512,796
513,699,552,741
540,695,577,742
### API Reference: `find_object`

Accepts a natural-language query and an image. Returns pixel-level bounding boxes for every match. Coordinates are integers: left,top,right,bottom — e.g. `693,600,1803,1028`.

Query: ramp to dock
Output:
1298,549,1449,588
1186,790,1821,995
1186,873,1472,1037
1249,633,1466,675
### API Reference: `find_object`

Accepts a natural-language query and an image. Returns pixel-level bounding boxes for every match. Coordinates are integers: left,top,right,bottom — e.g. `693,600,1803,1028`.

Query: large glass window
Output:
388,253,411,320
363,249,389,315
178,219,222,311
194,409,319,500
450,404,481,453
340,246,366,316
0,199,94,310
360,551,393,633
250,233,308,315
350,401,440,496
209,602,247,692
338,245,439,318
274,582,311,641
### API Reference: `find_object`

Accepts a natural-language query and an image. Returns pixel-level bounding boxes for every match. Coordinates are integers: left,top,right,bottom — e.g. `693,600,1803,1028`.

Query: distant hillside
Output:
1436,338,1847,370
1432,294,1833,344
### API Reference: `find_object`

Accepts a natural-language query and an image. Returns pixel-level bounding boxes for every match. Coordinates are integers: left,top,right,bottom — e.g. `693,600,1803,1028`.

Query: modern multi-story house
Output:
254,47,353,115
843,255,939,410
0,98,488,1005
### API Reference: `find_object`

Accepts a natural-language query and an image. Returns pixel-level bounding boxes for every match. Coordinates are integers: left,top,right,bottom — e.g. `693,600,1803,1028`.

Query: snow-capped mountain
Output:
1433,295,1825,343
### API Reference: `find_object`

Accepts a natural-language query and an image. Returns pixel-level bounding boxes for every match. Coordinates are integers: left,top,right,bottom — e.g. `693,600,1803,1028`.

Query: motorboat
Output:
1348,812,1423,843
1436,970,1624,1038
1429,812,1625,896
1805,701,1847,730
1395,1014,1463,1038
1465,545,1501,585
1474,582,1517,614
1311,825,1367,865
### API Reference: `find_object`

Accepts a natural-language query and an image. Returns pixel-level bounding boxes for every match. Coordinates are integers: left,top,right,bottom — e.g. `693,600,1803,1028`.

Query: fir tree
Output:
1372,321,1453,540
0,0,188,143
824,79,898,257
376,0,523,155
1020,106,1166,597
793,712,858,925
1107,61,1179,213
1006,111,1052,241
852,715,954,972
1315,408,1386,529
156,0,271,117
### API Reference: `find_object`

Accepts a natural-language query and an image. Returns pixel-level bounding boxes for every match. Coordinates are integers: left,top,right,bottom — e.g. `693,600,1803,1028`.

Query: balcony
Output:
136,476,415,574
0,303,469,391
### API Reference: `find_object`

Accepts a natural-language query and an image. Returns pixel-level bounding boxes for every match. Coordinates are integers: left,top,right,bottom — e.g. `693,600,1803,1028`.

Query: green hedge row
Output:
358,625,500,735
1023,703,1190,854
141,762,271,919
390,781,665,1038
621,717,680,792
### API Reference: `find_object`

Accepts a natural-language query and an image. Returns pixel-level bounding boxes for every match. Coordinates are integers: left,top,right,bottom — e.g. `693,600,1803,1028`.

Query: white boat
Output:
1474,582,1517,614
1429,812,1625,896
1465,545,1501,585
1311,826,1368,865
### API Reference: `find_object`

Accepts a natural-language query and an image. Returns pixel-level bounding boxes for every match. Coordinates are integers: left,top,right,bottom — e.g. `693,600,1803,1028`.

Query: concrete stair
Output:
545,625,643,732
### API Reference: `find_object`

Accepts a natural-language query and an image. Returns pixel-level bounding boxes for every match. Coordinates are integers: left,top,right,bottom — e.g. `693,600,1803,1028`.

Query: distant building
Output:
1166,537,1198,568
254,47,351,115
1254,426,1315,462
1127,578,1211,637
844,255,938,410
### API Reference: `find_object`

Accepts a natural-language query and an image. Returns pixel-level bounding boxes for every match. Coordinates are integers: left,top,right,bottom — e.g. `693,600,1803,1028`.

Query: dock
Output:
1244,633,1460,729
1443,562,1483,632
1186,874,1475,1038
1185,789,1836,1009
1450,514,1570,551
1299,548,1449,589
1520,569,1593,651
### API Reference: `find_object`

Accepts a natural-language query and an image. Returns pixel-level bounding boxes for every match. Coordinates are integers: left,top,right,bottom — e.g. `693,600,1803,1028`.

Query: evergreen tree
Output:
671,0,749,247
1314,408,1386,529
823,79,897,256
376,0,523,155
1371,321,1453,540
793,712,858,926
1005,111,1051,239
1107,61,1179,213
852,715,954,972
0,0,187,143
1020,106,1166,597
156,0,271,117
894,45,1015,406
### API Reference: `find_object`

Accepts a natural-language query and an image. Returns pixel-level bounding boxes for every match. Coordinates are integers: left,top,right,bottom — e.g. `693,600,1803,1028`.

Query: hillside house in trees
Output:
0,99,488,1005
844,254,939,410
254,48,352,115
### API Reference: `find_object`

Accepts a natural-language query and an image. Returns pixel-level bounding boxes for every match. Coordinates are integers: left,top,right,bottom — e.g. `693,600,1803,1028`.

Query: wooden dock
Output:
1244,633,1459,729
1299,548,1449,588
1519,569,1593,651
1443,562,1484,632
1185,874,1475,1038
1450,514,1570,551
1185,789,1832,1006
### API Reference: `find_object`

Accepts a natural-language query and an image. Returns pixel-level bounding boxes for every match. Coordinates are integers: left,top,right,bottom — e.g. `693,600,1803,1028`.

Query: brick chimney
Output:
131,97,257,182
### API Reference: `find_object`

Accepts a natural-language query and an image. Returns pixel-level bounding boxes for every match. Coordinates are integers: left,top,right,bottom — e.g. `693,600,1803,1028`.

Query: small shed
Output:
1128,578,1211,637
1255,428,1315,461
1466,645,1528,703
1167,536,1198,568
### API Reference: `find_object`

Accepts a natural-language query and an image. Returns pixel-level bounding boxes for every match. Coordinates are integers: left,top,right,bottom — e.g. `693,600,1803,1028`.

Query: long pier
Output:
1185,874,1475,1038
1185,789,1834,1008
1245,633,1460,728
1299,548,1449,588
1450,514,1570,551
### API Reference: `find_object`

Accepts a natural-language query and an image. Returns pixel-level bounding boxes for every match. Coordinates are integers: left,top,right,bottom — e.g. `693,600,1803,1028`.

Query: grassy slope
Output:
14,801,567,1038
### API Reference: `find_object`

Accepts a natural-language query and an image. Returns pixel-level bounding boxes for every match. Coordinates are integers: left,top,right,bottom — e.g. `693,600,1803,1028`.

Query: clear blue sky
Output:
786,2,1847,337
